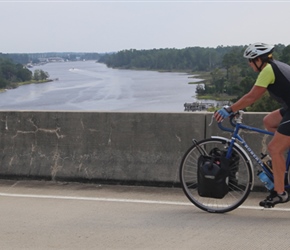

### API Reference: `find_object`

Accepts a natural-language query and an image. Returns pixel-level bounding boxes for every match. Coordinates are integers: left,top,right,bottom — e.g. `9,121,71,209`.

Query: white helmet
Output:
243,42,274,59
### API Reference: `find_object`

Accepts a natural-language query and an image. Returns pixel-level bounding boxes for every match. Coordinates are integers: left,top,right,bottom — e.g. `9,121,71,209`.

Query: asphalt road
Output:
0,180,290,250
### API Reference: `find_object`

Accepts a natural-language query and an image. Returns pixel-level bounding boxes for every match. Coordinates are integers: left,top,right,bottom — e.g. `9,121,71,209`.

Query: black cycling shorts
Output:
278,108,290,136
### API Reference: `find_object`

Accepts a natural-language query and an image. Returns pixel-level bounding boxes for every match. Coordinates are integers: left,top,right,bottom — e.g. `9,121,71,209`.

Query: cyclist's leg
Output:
260,133,290,207
268,132,290,193
260,109,290,207
263,109,283,133
263,109,286,192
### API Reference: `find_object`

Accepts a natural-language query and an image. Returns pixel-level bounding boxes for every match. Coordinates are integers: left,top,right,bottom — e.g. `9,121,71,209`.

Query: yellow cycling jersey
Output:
254,63,275,88
256,60,290,109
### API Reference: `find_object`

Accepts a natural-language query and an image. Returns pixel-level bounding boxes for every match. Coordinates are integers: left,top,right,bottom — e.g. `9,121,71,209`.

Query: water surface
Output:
0,61,202,112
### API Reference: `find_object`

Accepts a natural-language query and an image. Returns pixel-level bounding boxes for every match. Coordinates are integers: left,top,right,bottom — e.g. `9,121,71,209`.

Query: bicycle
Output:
179,110,290,213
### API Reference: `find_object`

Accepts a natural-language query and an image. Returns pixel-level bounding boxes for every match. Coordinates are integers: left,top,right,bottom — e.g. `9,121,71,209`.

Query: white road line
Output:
0,192,289,212
0,192,190,205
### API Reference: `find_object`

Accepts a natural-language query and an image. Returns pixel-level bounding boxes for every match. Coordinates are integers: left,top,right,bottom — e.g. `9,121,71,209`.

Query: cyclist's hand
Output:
214,107,232,122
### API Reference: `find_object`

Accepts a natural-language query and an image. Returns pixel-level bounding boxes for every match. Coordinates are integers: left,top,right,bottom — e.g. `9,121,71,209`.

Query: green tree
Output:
210,68,225,93
33,69,49,81
0,77,8,88
247,92,281,112
0,57,32,88
222,65,241,96
97,44,290,112
16,64,32,81
40,70,49,80
280,45,290,64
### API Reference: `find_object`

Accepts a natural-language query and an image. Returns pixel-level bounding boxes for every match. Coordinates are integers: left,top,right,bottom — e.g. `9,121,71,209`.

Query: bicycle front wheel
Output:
180,138,253,213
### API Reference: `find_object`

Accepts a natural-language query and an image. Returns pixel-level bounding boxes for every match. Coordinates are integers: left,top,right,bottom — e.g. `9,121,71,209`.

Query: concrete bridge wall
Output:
0,111,271,187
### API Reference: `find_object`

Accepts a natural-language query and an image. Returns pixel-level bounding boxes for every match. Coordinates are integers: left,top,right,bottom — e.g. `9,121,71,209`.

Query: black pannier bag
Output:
197,148,240,199
209,148,240,188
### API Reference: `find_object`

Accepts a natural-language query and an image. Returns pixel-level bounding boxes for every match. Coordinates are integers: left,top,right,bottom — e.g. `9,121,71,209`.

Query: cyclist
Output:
214,42,290,207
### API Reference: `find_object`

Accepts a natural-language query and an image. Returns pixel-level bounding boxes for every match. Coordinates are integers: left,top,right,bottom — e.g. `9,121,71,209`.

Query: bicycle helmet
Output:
243,42,274,59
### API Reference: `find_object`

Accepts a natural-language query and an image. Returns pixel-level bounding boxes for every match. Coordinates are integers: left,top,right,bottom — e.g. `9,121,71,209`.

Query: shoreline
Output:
0,79,54,93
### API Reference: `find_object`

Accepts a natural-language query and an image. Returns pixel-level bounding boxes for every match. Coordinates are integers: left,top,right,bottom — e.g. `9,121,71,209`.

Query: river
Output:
0,60,207,112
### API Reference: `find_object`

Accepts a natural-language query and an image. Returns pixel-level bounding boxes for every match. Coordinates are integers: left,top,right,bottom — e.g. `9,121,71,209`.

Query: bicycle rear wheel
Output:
180,138,253,213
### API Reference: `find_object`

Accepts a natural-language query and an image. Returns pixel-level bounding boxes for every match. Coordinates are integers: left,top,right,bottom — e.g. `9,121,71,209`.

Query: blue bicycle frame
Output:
217,111,290,189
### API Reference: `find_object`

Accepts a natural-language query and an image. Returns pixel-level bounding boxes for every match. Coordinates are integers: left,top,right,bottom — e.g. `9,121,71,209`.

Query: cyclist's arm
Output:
230,64,274,112
230,85,267,112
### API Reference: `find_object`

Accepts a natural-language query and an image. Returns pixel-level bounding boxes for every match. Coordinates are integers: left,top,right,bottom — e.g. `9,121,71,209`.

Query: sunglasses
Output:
248,59,255,63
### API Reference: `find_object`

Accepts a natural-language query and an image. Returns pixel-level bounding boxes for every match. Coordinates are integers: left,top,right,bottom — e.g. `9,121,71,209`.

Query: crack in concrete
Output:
80,119,84,129
261,133,270,154
10,118,66,179
51,149,61,181
1,116,8,130
175,134,181,142
12,118,65,139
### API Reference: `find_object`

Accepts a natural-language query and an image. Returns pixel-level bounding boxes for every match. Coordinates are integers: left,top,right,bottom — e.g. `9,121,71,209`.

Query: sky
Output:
1,0,290,53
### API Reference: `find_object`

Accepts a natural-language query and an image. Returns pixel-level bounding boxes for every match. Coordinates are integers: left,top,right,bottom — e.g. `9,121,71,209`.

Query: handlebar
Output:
217,110,244,132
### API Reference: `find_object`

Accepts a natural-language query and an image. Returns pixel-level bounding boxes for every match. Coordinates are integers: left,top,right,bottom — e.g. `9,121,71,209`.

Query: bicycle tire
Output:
180,138,253,213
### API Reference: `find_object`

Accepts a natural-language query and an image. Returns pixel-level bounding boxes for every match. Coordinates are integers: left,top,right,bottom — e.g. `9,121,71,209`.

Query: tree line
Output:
0,52,100,89
99,44,290,111
2,46,290,111
0,52,100,65
99,47,229,71
0,57,49,89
